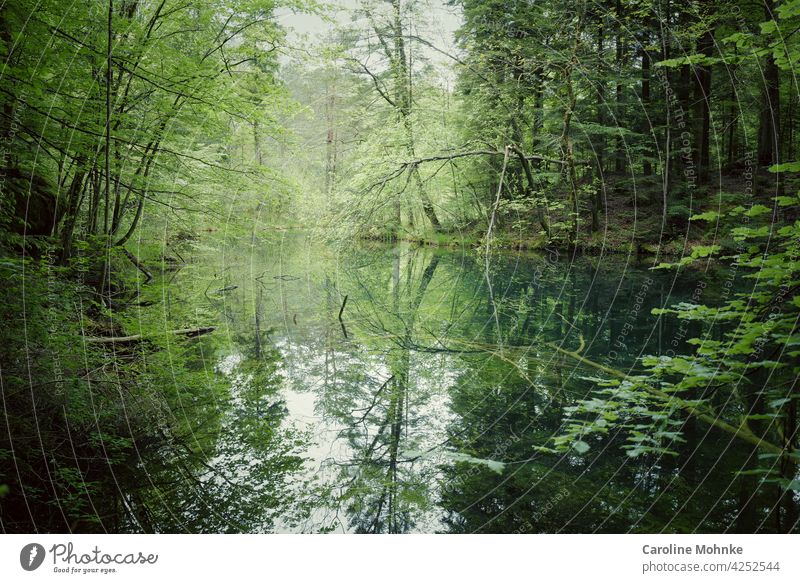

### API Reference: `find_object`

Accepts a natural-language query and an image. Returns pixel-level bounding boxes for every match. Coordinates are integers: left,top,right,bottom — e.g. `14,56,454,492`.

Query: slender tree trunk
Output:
615,0,625,173
532,67,544,170
89,167,100,235
324,73,337,197
58,165,87,263
640,38,653,176
596,16,605,174
758,41,780,171
727,86,738,168
105,0,113,235
694,24,713,184
253,120,262,166
561,63,580,248
787,89,795,162
390,0,441,233
115,138,161,247
510,144,550,238
592,13,605,232
0,6,16,151
658,0,672,219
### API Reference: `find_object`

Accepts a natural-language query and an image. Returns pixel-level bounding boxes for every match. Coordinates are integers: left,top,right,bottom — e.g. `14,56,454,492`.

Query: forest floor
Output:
396,171,794,258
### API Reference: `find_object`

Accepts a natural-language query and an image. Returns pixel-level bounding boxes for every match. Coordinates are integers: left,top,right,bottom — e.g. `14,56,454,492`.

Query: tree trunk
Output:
640,39,653,176
532,67,545,170
58,164,87,263
614,0,625,173
694,24,714,184
105,0,113,234
593,13,605,232
561,65,580,248
758,55,780,171
787,88,795,162
727,81,738,169
253,120,263,166
391,0,441,232
324,74,337,197
510,144,550,238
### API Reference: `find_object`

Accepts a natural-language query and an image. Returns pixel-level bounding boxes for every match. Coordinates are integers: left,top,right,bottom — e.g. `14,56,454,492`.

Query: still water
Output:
149,231,777,533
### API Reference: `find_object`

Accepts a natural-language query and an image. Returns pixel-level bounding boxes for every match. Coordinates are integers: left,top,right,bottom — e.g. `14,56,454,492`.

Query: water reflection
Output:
180,233,791,533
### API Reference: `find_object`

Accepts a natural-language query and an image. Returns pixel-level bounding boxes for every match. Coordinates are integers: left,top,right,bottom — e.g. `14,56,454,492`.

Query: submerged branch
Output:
545,342,787,457
390,330,788,457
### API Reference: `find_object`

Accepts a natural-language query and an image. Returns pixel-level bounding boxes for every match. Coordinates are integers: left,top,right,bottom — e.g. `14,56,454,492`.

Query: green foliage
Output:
2,0,800,534
555,185,799,501
0,0,316,533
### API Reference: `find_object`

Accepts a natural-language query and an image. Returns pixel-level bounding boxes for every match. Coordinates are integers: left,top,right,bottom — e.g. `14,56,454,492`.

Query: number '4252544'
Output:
728,562,780,571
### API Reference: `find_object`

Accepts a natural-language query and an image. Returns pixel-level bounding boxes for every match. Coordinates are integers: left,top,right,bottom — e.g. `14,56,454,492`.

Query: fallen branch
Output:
363,148,576,198
401,149,567,167
84,326,216,344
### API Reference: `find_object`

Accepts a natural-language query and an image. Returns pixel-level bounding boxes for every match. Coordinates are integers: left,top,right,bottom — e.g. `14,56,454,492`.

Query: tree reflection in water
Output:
181,234,797,533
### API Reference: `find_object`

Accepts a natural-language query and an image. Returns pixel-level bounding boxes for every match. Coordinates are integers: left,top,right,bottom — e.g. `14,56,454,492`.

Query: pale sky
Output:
275,0,463,69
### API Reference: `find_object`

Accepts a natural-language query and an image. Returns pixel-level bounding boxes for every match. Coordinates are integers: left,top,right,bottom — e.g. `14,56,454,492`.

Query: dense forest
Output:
1,0,799,533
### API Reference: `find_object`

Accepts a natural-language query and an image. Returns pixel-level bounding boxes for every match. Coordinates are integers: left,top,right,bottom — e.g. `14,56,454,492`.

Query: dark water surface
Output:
155,231,777,533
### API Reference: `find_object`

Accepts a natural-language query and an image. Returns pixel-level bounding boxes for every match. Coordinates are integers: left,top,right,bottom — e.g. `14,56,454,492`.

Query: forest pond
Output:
151,231,774,533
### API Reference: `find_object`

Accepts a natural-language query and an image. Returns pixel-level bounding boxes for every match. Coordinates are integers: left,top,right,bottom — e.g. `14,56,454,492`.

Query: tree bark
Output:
390,0,441,232
758,41,780,171
58,164,87,263
694,23,714,184
640,37,653,176
614,0,625,173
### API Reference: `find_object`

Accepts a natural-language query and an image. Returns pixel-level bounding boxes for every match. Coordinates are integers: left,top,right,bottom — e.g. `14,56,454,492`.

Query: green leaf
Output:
769,161,800,173
760,20,778,34
776,196,799,207
744,204,772,218
572,440,590,454
689,210,719,221
690,245,721,259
